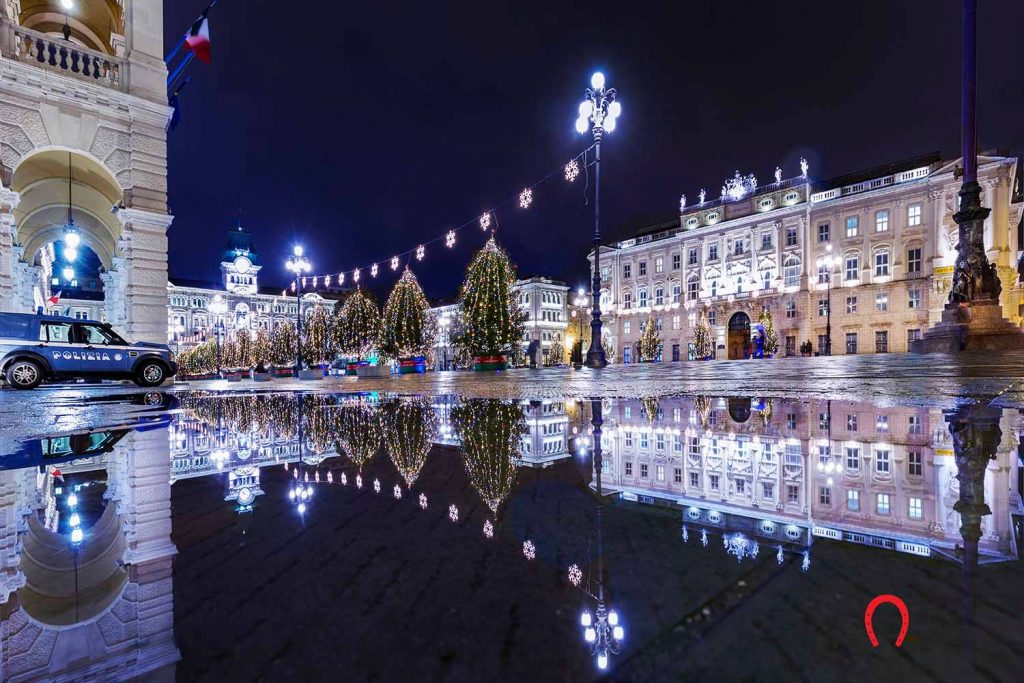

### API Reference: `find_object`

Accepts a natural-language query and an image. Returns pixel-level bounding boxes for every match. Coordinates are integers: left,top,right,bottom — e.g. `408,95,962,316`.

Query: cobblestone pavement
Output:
4,350,1024,441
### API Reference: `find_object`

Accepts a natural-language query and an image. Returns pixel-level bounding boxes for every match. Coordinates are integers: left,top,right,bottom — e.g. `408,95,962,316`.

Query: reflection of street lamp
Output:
286,245,312,374
576,72,621,369
209,294,228,376
816,244,838,355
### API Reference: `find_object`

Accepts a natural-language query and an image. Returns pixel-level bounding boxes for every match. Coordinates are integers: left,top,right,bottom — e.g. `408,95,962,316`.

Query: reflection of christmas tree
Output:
381,268,433,359
695,395,712,428
452,400,525,513
638,317,660,362
694,311,713,360
302,304,335,367
338,288,381,360
759,307,778,357
270,320,297,368
383,398,437,487
337,401,382,469
457,237,525,357
252,327,271,371
641,396,659,422
303,394,340,455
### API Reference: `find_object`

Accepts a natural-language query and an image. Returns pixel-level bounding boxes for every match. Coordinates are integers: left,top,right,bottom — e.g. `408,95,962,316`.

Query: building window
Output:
875,449,891,474
847,414,858,431
817,264,830,285
761,233,772,250
908,414,922,434
674,467,682,483
907,204,922,227
623,264,631,279
845,332,858,354
655,318,664,332
639,261,647,276
907,328,921,344
672,315,681,330
846,296,858,314
736,479,746,494
672,283,681,303
710,474,720,492
708,244,719,261
786,413,797,430
787,484,799,503
640,463,648,478
623,292,632,310
783,259,800,287
624,461,632,476
845,216,859,238
786,301,796,318
875,330,889,353
710,279,719,296
622,347,632,364
876,493,890,515
908,451,922,476
818,223,830,243
638,289,648,308
623,320,631,335
876,415,889,433
786,226,798,246
657,465,665,481
762,482,774,500
845,447,860,471
875,292,889,311
847,490,860,511
689,472,699,488
686,278,699,301
655,287,664,306
908,289,921,310
707,309,717,326
819,487,832,505
907,247,922,273
840,256,857,282
875,209,890,232
874,251,890,276
734,238,745,255
655,257,664,273
818,299,828,317
908,497,922,519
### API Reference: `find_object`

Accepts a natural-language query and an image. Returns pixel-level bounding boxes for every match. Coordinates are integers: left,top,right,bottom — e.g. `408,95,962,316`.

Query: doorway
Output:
727,312,751,359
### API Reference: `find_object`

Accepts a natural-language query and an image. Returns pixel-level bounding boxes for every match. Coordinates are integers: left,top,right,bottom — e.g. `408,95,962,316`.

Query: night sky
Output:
163,0,1024,301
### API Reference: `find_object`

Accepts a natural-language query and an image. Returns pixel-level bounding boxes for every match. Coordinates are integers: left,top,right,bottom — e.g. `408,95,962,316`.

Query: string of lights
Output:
293,145,595,292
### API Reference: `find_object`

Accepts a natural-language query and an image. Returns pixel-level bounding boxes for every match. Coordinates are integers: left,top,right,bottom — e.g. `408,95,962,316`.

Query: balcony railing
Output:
6,22,125,90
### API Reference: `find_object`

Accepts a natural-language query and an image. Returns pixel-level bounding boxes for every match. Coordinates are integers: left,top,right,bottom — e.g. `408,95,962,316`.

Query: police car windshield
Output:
78,324,126,346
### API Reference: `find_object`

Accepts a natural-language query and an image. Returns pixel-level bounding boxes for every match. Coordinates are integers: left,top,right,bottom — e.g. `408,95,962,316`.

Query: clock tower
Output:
220,225,262,295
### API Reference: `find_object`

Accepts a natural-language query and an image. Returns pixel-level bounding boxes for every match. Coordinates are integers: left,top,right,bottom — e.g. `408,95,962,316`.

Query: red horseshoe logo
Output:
864,594,910,648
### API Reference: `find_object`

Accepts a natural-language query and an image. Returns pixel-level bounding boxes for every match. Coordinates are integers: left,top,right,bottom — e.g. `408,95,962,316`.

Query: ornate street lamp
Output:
816,244,838,355
575,72,621,368
286,245,312,374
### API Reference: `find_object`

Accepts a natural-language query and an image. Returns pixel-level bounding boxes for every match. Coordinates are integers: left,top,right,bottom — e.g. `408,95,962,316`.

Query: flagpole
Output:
167,51,196,87
164,0,222,63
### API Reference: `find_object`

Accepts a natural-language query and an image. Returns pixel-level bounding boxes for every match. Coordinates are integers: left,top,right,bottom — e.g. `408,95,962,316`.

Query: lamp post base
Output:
584,348,608,368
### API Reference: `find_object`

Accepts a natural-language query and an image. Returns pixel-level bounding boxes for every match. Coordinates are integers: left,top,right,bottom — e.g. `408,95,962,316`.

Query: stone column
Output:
118,208,172,342
0,185,18,313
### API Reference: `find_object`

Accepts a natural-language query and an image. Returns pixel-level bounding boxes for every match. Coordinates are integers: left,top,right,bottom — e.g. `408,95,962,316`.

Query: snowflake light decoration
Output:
776,545,784,565
312,276,318,287
700,529,709,547
338,272,345,285
801,550,811,572
568,564,583,587
448,504,459,522
681,525,689,543
340,472,347,485
327,471,334,484
483,519,494,538
325,274,332,286
419,493,428,509
519,188,533,209
353,269,360,283
564,159,580,182
356,473,363,489
314,471,320,483
393,485,402,499
723,532,759,563
391,256,399,270
446,230,456,248
479,212,491,231
416,244,425,260
522,540,536,560
373,478,381,493
301,277,307,288
371,263,379,278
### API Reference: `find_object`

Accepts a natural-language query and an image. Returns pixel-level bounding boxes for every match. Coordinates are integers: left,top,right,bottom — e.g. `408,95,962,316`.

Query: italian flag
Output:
186,15,212,64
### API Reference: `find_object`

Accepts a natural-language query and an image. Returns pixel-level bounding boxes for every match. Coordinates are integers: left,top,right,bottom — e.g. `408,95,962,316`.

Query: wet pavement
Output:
0,365,1022,681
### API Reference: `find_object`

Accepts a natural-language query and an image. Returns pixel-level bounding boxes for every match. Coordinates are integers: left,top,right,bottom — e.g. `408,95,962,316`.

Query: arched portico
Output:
727,311,751,359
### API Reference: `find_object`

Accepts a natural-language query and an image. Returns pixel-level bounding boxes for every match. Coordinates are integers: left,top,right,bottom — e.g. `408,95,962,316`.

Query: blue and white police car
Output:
0,312,177,390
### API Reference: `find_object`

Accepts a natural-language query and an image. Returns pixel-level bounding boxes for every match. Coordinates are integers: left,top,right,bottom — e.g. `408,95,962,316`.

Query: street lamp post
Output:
816,244,838,355
285,245,312,375
575,72,621,369
209,294,227,377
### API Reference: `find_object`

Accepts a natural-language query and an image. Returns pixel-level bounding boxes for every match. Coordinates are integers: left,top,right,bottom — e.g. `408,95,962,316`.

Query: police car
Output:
0,312,177,390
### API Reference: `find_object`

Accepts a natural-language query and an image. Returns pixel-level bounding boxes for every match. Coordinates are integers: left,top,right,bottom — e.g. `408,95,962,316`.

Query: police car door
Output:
74,322,130,374
38,320,79,373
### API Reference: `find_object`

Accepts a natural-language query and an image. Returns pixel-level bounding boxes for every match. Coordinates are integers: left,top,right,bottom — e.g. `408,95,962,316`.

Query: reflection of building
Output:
520,400,571,467
596,397,1020,562
590,154,1023,361
429,277,569,368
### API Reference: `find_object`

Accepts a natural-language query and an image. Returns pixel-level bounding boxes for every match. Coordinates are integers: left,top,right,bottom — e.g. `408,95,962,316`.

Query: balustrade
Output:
5,21,125,90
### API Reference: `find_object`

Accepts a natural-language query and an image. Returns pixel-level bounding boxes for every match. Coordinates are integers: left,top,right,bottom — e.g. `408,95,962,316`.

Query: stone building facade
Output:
590,154,1023,361
1,0,173,342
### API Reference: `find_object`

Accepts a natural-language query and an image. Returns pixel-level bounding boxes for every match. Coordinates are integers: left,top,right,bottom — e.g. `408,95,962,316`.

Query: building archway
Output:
727,311,751,359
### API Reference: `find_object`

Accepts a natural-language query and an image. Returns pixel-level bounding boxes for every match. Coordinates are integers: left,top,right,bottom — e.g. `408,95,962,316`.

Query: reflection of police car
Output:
0,312,178,390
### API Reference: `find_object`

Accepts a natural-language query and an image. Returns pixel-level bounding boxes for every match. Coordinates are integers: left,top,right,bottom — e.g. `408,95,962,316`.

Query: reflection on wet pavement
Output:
0,390,1021,681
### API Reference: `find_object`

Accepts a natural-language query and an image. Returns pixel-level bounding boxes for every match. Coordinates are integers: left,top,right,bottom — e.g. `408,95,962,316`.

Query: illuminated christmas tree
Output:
302,304,335,367
457,236,525,368
452,399,525,513
252,327,272,371
380,268,433,359
338,288,381,360
694,310,713,360
638,317,661,362
759,307,778,357
270,320,297,368
235,328,253,370
601,336,615,364
221,337,240,372
383,397,437,487
545,339,565,366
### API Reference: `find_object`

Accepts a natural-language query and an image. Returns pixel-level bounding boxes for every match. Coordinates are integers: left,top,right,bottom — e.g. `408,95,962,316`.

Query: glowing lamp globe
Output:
297,502,306,514
584,627,596,643
608,610,619,626
61,0,74,9
613,625,624,641
69,513,81,527
64,230,81,249
64,247,77,262
578,100,594,117
70,528,83,544
293,245,304,257
62,267,75,282
608,101,622,118
67,494,78,507
597,654,608,670
580,611,592,627
604,116,617,133
591,72,605,90
575,117,589,134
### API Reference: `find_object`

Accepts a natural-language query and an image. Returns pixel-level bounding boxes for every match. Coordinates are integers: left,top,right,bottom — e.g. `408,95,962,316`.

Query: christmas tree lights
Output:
457,236,526,369
380,268,434,361
337,288,381,361
694,310,714,360
270,320,297,368
302,304,336,367
638,317,660,362
383,397,437,487
759,307,778,357
452,399,525,513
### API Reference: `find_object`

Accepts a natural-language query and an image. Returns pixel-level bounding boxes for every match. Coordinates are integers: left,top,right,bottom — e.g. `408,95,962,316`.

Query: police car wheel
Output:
6,359,43,390
135,361,166,387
